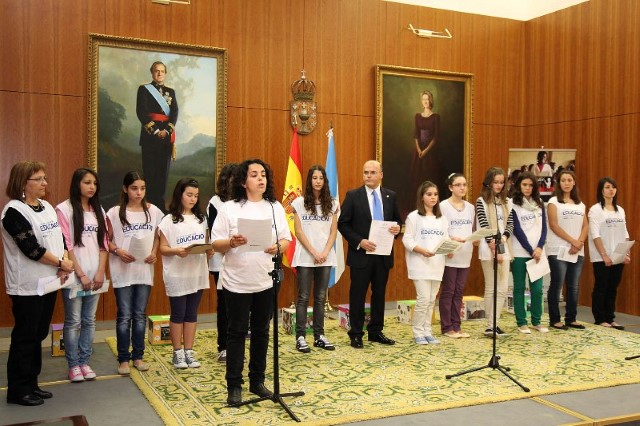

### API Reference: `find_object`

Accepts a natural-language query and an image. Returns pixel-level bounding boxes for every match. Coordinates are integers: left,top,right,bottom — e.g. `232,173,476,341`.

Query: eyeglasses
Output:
27,176,47,183
452,183,467,187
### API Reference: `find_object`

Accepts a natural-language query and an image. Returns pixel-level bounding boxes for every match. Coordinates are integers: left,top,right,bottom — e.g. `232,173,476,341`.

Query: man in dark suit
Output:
136,61,179,212
338,160,402,348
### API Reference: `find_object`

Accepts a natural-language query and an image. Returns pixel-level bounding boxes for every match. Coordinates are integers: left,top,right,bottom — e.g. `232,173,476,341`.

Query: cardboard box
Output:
281,307,314,335
462,296,485,321
51,323,65,357
337,303,371,331
148,315,171,345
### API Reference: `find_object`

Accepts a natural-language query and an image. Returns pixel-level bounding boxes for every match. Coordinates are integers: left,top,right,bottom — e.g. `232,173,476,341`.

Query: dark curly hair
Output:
303,165,333,217
231,159,276,203
216,163,238,202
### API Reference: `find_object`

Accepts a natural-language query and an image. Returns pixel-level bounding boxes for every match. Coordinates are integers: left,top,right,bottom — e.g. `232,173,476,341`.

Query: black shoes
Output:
368,333,396,345
32,388,53,399
249,383,273,398
567,323,586,329
227,387,242,405
7,394,44,406
350,336,364,349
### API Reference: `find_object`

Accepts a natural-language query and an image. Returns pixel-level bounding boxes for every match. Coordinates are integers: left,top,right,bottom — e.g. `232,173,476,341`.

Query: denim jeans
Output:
62,290,100,368
547,255,584,325
115,284,151,363
295,266,330,338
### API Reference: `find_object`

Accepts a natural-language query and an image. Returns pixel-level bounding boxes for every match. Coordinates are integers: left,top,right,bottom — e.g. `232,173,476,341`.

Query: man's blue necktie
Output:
372,190,383,221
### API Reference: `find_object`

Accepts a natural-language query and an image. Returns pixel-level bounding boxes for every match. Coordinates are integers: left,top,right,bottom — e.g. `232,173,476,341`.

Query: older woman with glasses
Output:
1,162,74,406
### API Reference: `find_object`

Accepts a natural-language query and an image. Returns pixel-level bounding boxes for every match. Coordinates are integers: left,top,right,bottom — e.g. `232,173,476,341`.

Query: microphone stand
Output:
230,217,305,421
445,203,529,392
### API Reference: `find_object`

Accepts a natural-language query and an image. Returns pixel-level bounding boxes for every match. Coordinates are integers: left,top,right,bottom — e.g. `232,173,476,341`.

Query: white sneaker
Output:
532,325,549,333
172,349,188,369
518,326,531,334
184,349,201,368
296,336,311,353
217,350,227,363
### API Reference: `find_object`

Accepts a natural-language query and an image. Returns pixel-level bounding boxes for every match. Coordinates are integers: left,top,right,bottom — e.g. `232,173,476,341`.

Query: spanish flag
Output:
281,128,303,268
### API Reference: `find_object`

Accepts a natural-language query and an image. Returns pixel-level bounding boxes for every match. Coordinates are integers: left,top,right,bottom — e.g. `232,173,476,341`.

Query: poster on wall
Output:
507,148,576,202
88,34,227,211
375,65,473,221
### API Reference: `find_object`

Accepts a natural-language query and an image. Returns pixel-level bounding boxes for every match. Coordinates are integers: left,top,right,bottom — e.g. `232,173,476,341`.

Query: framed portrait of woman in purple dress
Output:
375,65,473,221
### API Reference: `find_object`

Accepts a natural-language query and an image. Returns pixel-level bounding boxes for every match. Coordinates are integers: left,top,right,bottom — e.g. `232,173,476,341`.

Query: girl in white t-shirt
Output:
588,177,630,329
106,171,162,375
211,159,291,406
158,178,213,369
56,168,108,383
439,173,474,339
291,165,338,353
403,181,448,345
510,172,548,334
476,167,513,337
546,170,588,330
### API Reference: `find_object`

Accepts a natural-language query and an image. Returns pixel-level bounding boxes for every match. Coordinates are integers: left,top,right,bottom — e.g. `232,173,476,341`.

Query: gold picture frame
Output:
375,65,473,220
88,33,227,210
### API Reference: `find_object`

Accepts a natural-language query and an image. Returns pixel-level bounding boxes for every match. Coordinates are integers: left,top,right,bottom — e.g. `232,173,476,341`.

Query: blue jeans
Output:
295,266,330,338
547,255,584,325
115,285,151,363
62,290,100,368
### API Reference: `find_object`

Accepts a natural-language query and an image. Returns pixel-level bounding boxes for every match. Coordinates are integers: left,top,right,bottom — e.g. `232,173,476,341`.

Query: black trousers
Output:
7,291,57,398
224,287,273,389
347,256,390,338
591,262,624,324
211,272,228,352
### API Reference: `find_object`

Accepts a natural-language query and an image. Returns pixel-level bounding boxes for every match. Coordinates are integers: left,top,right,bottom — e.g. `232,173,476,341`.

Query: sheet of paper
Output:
557,245,578,263
366,220,396,256
610,240,635,265
526,256,551,282
433,239,463,255
124,234,154,262
37,272,76,296
187,243,214,255
237,218,273,253
68,280,111,299
465,228,497,242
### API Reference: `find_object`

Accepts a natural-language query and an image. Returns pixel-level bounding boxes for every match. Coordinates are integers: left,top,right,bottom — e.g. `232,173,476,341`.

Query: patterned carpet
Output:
106,315,640,425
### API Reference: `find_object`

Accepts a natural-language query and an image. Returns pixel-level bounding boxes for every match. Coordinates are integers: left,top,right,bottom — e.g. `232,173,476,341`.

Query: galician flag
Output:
281,127,303,268
326,127,345,287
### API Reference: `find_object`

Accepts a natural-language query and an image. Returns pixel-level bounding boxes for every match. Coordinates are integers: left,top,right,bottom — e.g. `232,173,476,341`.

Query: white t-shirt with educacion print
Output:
291,196,338,268
546,196,586,257
588,203,629,263
158,214,210,297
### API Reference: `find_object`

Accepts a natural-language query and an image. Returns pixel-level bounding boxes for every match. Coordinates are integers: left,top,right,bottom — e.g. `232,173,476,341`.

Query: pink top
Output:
56,205,109,251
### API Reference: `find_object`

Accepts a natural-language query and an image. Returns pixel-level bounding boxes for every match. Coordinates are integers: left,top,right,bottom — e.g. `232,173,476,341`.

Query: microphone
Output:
268,201,284,284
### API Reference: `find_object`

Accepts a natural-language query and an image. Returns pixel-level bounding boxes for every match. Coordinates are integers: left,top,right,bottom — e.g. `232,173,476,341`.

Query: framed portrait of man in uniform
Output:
375,65,473,222
88,34,227,212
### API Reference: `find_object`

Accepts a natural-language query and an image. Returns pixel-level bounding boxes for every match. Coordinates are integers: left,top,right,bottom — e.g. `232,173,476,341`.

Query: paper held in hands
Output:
464,228,497,242
366,220,397,256
526,255,551,282
124,234,154,262
37,272,76,296
186,243,214,255
610,240,635,265
237,218,273,253
433,239,463,255
68,280,111,299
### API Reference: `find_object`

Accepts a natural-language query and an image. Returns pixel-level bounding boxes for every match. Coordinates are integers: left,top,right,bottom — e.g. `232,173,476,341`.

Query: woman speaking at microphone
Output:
211,159,291,406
